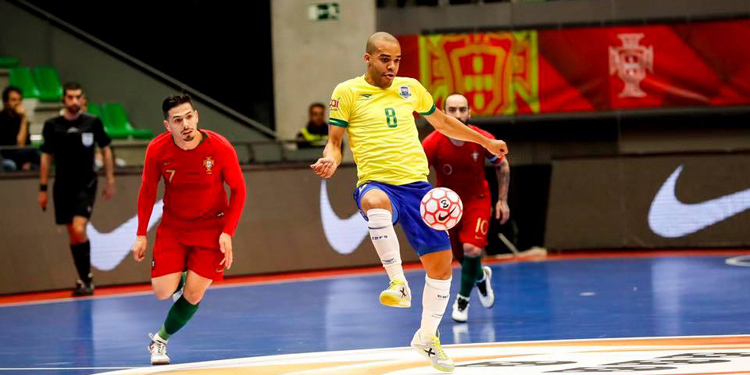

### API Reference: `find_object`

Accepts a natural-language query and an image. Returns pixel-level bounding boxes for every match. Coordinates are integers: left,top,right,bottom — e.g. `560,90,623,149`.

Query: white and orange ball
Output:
420,187,463,231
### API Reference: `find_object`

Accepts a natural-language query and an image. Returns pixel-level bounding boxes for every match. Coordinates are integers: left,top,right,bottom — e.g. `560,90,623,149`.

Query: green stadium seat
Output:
102,102,153,140
86,102,103,118
86,102,113,132
0,57,20,69
9,67,40,99
32,66,63,102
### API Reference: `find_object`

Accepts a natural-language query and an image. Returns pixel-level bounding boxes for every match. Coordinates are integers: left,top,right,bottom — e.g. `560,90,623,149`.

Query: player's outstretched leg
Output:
361,190,411,308
148,271,211,365
412,250,454,372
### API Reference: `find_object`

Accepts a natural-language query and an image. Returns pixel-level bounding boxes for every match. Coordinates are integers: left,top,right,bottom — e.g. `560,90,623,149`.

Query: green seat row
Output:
0,57,20,69
8,66,62,102
88,102,153,140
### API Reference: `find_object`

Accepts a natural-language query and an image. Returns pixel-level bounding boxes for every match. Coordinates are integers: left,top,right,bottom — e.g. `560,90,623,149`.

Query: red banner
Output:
398,20,750,116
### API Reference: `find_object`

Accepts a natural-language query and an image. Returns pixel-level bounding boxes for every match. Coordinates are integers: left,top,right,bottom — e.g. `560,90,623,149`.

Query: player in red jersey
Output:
422,93,510,323
131,93,247,365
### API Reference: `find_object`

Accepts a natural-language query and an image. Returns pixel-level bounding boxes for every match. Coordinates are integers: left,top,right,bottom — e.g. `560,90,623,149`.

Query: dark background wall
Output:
25,0,275,128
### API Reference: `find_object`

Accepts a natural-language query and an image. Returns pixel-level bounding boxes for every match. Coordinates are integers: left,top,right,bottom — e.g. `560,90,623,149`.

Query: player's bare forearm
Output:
312,125,344,178
496,158,510,203
322,125,345,166
425,109,490,147
322,141,342,166
39,153,52,185
102,146,115,184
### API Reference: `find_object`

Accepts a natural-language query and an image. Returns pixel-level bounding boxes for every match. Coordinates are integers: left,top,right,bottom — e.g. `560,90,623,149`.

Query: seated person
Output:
0,86,37,171
296,103,329,148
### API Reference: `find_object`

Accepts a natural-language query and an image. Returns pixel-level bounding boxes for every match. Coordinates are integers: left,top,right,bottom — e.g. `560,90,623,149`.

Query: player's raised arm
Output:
424,109,508,158
310,124,344,179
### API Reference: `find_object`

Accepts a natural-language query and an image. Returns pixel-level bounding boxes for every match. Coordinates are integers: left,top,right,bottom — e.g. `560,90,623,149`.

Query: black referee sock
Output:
70,241,92,283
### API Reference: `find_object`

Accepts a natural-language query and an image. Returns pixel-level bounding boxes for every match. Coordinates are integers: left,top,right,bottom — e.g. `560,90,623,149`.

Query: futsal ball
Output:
420,187,463,231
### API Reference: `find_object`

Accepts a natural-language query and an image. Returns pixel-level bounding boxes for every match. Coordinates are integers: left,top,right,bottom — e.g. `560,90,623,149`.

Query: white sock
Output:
367,209,405,282
421,275,452,338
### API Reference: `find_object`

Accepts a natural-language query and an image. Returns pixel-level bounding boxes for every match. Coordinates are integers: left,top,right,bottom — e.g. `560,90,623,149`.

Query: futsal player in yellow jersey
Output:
311,32,508,372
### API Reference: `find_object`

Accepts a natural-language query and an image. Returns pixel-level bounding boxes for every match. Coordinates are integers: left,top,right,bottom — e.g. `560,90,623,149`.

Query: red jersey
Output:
422,125,501,198
137,130,246,236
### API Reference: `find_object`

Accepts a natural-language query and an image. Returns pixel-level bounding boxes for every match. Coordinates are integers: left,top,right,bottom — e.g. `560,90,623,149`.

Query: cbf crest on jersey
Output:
203,156,214,174
399,85,412,98
81,132,94,147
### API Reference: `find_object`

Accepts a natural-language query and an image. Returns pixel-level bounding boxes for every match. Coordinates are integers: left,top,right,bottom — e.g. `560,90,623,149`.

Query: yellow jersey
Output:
329,75,436,187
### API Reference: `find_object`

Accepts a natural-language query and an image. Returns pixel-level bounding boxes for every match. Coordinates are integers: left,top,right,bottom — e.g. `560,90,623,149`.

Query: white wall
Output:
272,0,376,141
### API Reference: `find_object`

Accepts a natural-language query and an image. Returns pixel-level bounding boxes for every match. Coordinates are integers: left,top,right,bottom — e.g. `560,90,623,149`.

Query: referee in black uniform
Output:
38,82,116,296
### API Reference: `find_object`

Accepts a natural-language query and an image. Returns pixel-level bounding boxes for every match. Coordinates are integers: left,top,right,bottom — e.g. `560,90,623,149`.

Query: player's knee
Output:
361,191,390,212
426,261,453,280
428,267,452,280
154,289,173,301
182,289,205,305
71,224,86,241
463,243,482,257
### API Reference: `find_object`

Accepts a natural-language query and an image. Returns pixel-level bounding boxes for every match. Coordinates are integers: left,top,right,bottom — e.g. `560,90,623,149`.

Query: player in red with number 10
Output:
131,93,247,365
422,92,510,323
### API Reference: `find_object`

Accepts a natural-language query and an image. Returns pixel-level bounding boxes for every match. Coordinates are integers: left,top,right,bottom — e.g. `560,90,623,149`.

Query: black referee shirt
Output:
40,114,112,185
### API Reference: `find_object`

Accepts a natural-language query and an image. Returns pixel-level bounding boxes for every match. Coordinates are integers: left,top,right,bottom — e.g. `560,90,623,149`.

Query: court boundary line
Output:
0,249,746,307
78,334,750,374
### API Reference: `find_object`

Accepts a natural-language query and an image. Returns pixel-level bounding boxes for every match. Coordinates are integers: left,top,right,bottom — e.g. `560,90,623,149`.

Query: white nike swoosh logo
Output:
648,165,750,238
320,180,368,255
89,200,164,270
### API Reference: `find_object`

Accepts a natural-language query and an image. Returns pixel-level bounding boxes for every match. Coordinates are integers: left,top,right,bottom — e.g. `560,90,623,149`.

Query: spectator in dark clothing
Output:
0,86,34,171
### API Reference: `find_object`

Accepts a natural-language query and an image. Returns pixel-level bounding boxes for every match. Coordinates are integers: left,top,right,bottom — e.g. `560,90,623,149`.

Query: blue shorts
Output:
353,181,451,256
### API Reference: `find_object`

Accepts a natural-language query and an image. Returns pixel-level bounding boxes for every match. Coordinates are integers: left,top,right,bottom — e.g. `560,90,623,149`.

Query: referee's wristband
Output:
39,184,48,192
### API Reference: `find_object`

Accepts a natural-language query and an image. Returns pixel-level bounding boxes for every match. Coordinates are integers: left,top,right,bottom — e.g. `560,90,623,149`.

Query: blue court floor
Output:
0,253,749,374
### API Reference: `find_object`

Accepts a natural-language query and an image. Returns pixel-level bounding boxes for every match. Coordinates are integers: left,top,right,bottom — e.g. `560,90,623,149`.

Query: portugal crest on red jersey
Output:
203,157,214,174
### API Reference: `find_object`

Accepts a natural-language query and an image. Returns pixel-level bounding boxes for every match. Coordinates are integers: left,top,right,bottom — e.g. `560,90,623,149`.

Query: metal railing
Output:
0,141,326,173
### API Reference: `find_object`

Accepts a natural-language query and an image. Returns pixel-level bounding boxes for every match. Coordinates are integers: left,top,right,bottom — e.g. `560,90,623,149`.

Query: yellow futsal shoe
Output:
379,279,411,308
411,330,454,372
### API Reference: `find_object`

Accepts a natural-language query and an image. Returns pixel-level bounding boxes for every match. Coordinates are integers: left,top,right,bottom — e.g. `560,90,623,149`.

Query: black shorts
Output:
53,177,97,225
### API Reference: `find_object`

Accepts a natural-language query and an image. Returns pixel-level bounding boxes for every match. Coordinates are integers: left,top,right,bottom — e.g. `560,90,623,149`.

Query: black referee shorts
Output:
53,177,98,225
